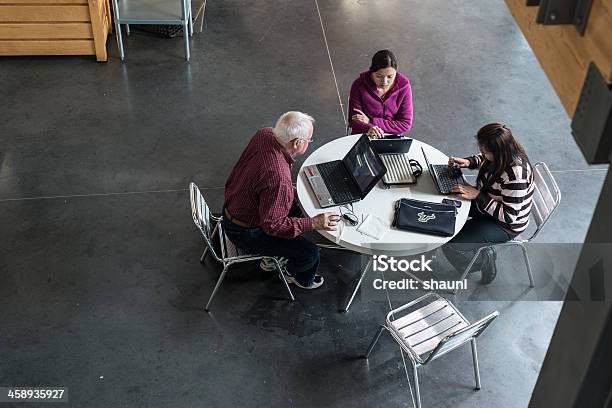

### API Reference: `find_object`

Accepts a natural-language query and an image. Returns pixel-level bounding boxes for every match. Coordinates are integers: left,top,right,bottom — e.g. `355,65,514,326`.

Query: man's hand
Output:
451,183,480,200
351,108,370,124
367,125,385,138
313,212,340,231
448,156,470,168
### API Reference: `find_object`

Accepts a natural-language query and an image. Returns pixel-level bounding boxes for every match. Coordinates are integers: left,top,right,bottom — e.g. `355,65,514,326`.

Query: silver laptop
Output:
372,138,416,185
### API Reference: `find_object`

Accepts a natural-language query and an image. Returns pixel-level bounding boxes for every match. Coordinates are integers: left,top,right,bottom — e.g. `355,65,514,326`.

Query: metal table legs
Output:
342,254,429,312
342,258,373,312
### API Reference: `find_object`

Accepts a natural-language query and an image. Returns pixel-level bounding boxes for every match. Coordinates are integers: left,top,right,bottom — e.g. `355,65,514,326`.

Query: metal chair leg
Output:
126,23,130,35
273,259,295,302
111,0,125,61
343,258,372,312
198,0,206,32
278,272,295,302
183,20,190,61
364,325,386,358
183,21,191,61
471,339,481,390
520,243,535,287
204,263,231,311
453,247,486,294
115,23,125,61
188,1,193,36
200,247,208,263
181,0,190,61
412,364,422,408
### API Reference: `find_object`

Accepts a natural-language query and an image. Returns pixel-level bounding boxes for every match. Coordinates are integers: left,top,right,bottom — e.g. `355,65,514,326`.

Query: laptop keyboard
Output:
432,164,462,194
318,161,359,204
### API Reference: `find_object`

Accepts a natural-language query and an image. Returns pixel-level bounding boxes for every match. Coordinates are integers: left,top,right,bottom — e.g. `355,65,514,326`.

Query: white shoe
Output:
259,257,288,272
286,274,324,290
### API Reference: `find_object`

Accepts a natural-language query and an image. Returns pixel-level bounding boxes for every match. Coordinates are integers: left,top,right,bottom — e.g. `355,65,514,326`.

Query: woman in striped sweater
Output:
443,123,534,284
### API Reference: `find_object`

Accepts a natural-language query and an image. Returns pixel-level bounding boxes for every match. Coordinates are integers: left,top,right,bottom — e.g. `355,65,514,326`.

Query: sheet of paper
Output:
357,214,389,240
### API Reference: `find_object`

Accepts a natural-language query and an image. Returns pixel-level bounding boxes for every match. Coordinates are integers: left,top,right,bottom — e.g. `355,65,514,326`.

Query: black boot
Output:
480,248,498,284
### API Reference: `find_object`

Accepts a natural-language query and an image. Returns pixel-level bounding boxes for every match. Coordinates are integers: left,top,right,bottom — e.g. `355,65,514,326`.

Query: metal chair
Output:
111,0,193,61
192,0,206,33
365,293,499,408
345,100,352,136
189,182,294,311
452,162,561,294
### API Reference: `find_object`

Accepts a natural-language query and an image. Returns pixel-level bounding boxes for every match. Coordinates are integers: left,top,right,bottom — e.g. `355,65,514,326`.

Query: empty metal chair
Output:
365,293,499,408
453,161,561,294
189,182,294,311
111,0,194,61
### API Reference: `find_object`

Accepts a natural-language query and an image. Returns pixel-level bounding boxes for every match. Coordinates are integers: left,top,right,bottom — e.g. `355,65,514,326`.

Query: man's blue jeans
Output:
221,204,320,286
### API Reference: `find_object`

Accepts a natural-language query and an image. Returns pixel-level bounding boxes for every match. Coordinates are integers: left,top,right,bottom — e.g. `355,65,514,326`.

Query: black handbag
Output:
392,198,456,237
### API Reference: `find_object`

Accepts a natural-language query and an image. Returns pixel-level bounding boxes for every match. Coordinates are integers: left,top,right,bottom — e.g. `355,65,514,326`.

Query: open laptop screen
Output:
342,134,387,198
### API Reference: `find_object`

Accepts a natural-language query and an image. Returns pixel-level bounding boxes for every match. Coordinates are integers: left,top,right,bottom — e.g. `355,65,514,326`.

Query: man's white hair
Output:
273,111,315,144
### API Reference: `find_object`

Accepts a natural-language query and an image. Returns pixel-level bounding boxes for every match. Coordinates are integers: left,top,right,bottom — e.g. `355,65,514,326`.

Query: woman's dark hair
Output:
369,50,398,72
476,123,531,184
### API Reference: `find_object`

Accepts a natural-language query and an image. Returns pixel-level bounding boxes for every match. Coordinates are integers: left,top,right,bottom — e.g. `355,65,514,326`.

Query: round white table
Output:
297,134,471,256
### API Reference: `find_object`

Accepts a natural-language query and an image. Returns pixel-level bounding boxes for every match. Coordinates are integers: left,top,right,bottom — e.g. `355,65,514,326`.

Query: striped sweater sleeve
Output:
475,163,534,233
465,154,485,169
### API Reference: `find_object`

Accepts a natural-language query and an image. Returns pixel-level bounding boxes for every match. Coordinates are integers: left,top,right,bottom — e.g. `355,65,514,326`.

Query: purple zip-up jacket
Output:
348,71,413,135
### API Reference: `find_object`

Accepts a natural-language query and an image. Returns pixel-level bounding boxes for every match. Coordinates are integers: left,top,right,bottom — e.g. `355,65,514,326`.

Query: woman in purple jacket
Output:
348,49,413,138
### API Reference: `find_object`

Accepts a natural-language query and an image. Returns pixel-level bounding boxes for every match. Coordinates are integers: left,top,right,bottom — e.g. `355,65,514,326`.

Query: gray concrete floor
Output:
0,0,608,407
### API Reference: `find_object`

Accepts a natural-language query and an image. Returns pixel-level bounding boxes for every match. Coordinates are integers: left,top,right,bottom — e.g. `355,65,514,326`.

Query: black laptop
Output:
304,134,387,208
421,146,464,194
371,138,413,154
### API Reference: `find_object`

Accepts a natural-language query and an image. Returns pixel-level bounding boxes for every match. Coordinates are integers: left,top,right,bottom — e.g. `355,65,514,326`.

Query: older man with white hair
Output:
222,111,338,290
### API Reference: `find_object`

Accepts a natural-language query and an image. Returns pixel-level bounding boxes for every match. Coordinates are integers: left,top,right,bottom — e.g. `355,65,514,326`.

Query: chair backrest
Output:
530,162,561,238
423,311,499,365
216,218,241,260
189,182,220,260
